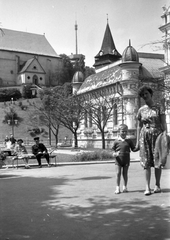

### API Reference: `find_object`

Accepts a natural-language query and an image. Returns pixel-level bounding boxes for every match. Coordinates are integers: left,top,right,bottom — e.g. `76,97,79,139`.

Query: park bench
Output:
11,153,57,168
0,148,58,169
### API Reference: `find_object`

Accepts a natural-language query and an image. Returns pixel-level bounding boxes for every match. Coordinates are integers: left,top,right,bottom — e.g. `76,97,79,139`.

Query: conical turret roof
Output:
96,23,121,57
94,22,121,69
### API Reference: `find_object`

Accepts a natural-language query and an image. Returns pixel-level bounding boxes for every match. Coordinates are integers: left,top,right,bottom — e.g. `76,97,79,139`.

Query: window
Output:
84,111,88,128
113,103,118,126
89,109,92,127
102,106,107,121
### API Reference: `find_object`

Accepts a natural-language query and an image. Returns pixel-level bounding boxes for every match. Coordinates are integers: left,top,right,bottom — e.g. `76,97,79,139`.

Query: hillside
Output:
0,99,72,145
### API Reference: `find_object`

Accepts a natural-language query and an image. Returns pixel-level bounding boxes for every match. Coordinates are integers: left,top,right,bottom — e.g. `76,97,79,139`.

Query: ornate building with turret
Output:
72,20,165,148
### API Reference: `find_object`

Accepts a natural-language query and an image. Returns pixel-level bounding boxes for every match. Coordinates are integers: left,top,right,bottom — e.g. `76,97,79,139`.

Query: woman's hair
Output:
138,85,153,97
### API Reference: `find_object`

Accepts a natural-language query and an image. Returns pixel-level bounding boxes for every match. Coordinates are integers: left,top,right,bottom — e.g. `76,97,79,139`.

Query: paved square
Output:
0,162,170,240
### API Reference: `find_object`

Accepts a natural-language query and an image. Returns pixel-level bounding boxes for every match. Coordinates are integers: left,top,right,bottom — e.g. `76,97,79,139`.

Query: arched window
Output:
32,75,38,85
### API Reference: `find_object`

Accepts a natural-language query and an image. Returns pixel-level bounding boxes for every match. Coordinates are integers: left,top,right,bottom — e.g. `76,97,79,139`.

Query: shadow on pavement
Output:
0,174,169,240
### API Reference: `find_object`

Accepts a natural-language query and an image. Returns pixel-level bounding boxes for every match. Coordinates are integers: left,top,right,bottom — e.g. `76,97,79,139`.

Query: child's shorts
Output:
115,154,130,167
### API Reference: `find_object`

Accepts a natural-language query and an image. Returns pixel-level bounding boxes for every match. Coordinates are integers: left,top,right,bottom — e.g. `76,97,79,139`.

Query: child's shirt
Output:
112,137,136,166
112,137,135,155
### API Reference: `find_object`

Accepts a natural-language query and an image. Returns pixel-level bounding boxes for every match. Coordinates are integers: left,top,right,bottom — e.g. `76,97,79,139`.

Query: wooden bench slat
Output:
11,154,57,168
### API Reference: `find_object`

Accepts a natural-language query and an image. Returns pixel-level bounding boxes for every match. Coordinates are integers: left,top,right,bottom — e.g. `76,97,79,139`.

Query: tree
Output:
50,83,84,148
84,66,95,78
54,54,74,85
29,92,60,146
81,89,116,149
74,55,85,73
54,54,95,86
22,84,37,99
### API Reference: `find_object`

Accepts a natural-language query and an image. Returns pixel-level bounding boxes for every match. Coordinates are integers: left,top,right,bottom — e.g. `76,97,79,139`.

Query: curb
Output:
1,159,141,169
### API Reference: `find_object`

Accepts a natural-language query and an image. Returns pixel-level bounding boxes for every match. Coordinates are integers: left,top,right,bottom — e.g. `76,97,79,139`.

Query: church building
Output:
0,29,62,91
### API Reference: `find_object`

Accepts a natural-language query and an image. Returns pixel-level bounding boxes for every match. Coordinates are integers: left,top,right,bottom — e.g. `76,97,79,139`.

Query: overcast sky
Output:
0,0,170,67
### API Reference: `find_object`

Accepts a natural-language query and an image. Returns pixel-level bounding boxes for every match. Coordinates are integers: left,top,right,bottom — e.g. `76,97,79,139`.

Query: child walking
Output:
112,124,138,194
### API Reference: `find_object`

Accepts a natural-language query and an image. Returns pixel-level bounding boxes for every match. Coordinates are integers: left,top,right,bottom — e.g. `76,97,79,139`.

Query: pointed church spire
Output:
94,20,121,69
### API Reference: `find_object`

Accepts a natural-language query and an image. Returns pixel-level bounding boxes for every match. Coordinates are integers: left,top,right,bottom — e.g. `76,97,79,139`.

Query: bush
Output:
75,150,113,162
22,84,37,99
0,88,22,102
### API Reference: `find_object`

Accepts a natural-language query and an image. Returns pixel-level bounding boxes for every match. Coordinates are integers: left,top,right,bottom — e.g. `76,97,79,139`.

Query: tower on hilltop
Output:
69,20,85,69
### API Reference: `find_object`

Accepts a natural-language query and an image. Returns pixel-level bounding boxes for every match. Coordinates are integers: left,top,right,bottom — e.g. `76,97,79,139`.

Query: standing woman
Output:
136,85,168,195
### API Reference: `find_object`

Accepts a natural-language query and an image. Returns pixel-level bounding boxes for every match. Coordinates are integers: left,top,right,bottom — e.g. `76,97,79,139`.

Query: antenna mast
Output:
75,20,78,54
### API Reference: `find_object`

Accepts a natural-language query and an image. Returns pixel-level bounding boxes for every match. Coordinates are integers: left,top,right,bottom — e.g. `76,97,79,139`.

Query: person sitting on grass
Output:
32,137,50,168
13,139,30,169
112,124,138,194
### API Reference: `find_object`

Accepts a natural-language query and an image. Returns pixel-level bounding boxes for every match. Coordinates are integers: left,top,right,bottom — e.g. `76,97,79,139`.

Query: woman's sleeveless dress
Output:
137,104,164,168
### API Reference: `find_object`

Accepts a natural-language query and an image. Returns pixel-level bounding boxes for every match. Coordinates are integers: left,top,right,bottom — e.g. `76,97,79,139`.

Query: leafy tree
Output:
50,83,84,148
74,55,85,73
30,83,84,147
22,84,37,99
54,54,74,85
0,88,22,102
84,66,95,78
54,54,95,86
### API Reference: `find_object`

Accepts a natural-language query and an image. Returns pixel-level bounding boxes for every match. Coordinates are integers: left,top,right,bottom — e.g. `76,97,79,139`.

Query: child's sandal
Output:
115,189,121,194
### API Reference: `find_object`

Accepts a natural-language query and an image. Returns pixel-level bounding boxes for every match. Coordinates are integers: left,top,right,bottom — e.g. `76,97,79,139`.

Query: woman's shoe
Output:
153,186,161,193
144,190,151,196
122,187,128,193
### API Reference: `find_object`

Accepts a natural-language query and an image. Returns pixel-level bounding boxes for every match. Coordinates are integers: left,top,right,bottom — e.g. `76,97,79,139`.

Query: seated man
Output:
13,139,31,169
32,137,50,168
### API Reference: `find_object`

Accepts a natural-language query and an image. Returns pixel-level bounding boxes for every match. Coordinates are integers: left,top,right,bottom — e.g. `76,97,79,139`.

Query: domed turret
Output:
72,71,84,83
122,40,139,62
72,71,84,94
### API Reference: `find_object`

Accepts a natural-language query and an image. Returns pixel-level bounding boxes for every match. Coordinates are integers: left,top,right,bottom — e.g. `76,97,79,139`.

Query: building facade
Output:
72,22,165,149
159,6,170,133
0,29,62,91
